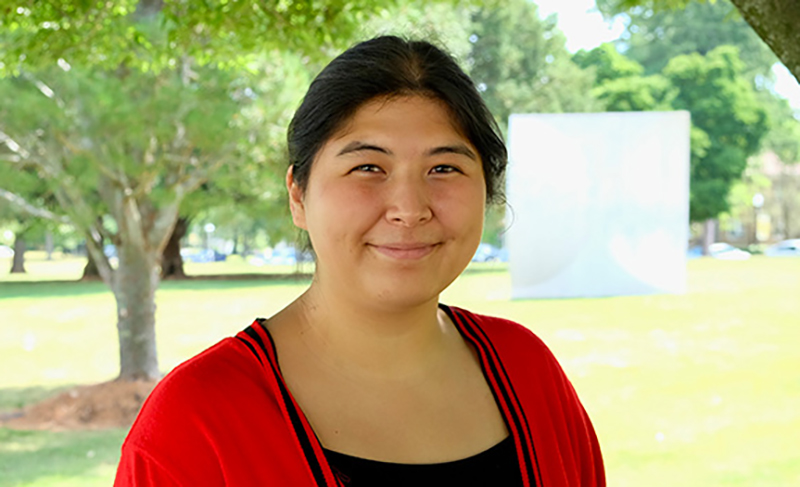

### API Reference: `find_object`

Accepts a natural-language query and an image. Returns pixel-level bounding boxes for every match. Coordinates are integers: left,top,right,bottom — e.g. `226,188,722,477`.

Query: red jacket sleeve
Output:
559,371,605,486
115,444,184,487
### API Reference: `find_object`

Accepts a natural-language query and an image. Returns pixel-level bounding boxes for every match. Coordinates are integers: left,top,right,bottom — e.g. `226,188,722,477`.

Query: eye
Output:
351,164,382,173
430,165,461,174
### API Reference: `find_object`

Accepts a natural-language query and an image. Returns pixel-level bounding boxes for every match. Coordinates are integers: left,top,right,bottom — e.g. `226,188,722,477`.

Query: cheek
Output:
306,183,384,232
432,181,486,228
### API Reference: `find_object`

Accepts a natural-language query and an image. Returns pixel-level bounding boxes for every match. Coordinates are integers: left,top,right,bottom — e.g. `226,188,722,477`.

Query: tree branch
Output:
148,201,181,252
0,154,22,164
96,174,125,221
84,225,114,286
92,215,118,246
0,130,32,160
20,71,67,110
2,129,65,180
730,0,800,84
56,133,130,188
51,183,104,236
0,188,71,223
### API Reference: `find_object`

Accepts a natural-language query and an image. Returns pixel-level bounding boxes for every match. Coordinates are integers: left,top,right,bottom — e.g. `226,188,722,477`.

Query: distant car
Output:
268,246,314,265
686,245,704,259
181,248,227,263
0,245,13,258
708,242,751,260
764,239,800,257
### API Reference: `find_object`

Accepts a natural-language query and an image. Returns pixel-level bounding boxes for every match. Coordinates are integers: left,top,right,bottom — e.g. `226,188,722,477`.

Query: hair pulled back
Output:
287,35,507,204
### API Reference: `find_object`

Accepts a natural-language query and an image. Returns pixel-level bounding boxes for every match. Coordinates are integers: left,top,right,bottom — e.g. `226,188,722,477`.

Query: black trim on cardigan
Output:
241,306,540,487
442,304,541,487
235,335,263,366
244,322,335,487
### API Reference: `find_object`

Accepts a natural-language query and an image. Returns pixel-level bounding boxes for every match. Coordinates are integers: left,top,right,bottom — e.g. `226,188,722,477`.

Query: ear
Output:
286,165,308,230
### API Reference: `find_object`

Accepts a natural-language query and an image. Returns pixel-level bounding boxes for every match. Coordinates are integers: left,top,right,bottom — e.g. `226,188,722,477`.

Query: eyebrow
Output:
428,144,477,161
337,141,390,156
337,141,477,161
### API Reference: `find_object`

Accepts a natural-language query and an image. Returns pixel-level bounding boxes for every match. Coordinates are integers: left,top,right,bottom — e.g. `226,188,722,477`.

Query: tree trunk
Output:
45,231,54,260
10,233,26,273
113,242,161,381
242,235,252,256
784,203,791,239
731,0,800,83
702,218,717,256
91,182,181,381
231,230,239,255
160,217,189,279
82,251,101,280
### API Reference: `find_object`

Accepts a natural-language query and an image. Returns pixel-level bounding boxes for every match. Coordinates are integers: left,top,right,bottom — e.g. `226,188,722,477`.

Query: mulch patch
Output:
0,379,158,431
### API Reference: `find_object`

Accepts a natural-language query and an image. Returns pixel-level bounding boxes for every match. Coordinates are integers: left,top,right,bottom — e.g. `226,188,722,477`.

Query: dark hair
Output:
287,35,507,204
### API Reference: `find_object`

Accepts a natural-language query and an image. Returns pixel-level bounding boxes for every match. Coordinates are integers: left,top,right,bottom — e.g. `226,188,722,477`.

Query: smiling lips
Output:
370,242,440,260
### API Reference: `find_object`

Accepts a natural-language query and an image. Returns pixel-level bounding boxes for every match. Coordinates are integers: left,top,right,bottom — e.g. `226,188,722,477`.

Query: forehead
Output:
329,95,469,145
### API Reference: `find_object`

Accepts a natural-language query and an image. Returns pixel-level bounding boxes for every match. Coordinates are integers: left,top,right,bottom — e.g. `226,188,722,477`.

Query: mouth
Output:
369,242,440,260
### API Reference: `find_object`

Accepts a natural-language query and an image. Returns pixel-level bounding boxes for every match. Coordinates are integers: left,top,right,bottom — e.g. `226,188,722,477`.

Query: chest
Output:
282,345,509,463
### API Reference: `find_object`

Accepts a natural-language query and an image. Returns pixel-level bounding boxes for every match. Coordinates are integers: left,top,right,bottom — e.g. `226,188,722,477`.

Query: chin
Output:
365,272,461,311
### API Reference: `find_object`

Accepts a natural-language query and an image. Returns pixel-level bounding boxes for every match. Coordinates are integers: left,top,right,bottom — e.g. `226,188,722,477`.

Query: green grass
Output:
1,256,799,486
0,429,125,487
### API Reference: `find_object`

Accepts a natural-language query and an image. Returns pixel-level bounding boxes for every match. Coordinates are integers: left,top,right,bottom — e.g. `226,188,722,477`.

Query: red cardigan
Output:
114,305,605,486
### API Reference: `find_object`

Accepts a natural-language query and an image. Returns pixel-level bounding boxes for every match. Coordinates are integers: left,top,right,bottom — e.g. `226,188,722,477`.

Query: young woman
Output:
115,36,604,487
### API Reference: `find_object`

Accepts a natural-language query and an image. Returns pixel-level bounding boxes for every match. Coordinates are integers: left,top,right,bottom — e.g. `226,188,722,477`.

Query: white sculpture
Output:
506,111,690,299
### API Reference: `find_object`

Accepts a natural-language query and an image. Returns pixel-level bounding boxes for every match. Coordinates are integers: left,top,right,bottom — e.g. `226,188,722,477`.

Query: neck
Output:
287,280,454,380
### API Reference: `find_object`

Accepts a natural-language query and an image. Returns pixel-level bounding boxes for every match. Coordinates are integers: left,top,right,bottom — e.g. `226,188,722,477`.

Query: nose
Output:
384,175,433,226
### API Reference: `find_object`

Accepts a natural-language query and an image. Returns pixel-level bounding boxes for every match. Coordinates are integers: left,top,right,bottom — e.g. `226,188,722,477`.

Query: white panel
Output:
506,112,690,299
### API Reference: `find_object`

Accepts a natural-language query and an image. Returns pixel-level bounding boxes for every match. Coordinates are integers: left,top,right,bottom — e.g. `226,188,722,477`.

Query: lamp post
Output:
752,193,764,245
203,223,216,251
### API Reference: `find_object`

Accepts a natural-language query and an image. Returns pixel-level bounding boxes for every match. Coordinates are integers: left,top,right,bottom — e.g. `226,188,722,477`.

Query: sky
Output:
533,0,800,109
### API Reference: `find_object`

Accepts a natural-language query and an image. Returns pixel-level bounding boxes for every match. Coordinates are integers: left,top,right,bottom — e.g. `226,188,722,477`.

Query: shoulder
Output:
445,305,605,486
119,325,283,484
445,305,556,364
142,334,267,415
124,333,271,441
444,304,581,415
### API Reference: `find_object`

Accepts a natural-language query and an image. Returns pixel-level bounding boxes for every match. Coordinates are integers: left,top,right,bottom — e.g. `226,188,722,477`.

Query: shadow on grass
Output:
0,274,313,300
0,264,506,300
0,281,109,300
0,427,126,487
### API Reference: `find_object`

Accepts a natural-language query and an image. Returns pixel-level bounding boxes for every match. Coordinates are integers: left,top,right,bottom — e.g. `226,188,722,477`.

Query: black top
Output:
323,435,524,486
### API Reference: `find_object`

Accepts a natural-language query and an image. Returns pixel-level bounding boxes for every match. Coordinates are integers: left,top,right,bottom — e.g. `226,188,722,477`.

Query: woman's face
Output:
288,95,486,309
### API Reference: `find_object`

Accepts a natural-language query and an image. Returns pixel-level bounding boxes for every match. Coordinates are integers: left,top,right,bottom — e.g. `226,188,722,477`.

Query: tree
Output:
599,0,777,78
595,0,800,85
463,0,601,247
0,159,66,273
159,50,313,279
573,43,677,111
575,43,769,245
728,0,800,84
0,1,420,381
573,43,645,84
0,201,27,273
1,61,252,379
758,92,800,166
663,46,768,222
468,0,600,131
588,3,798,247
0,0,410,75
595,0,800,159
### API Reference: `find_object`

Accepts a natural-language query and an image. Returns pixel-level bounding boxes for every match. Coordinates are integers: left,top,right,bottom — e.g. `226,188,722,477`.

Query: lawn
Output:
1,255,799,486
